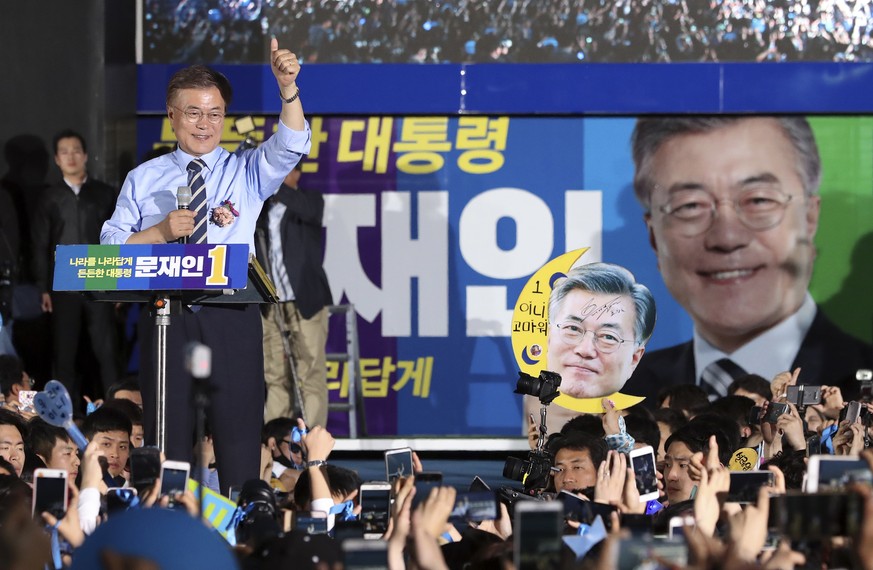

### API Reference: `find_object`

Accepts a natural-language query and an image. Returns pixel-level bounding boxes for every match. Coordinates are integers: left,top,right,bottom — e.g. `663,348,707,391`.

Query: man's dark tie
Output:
187,158,208,244
700,358,747,399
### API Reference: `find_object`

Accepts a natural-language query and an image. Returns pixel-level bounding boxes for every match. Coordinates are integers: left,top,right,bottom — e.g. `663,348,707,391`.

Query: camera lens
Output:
514,375,538,397
503,456,528,482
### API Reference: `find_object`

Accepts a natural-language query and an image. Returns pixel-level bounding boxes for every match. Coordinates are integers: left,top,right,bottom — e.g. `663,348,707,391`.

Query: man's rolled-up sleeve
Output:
101,174,141,245
253,119,312,201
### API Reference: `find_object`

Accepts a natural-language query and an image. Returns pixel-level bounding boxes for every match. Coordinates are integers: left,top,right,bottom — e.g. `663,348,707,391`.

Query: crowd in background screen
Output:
144,0,873,64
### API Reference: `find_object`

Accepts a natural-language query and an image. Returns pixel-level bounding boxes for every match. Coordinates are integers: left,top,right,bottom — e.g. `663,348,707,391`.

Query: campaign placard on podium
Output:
53,243,249,290
52,244,276,304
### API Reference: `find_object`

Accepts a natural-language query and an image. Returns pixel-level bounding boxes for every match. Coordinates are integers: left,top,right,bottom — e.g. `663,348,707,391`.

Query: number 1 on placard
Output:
206,245,229,286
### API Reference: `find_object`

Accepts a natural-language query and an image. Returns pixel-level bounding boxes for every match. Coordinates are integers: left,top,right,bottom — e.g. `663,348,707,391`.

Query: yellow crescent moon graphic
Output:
511,248,645,414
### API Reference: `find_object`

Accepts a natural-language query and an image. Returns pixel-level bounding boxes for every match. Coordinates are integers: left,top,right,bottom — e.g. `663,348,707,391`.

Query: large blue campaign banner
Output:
136,115,873,436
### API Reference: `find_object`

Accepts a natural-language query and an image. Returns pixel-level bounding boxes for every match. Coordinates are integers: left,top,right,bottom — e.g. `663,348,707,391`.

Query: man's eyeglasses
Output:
656,185,794,237
554,323,631,354
173,106,225,124
281,439,303,454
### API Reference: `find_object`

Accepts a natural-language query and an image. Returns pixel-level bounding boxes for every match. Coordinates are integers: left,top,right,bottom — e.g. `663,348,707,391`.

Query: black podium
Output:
53,243,277,451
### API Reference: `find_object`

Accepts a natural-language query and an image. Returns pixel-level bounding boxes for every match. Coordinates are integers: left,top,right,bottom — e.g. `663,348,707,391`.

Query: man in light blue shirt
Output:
101,39,311,493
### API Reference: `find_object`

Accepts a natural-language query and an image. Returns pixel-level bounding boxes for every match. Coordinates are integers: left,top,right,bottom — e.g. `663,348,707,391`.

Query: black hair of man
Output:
728,374,773,402
765,450,807,490
51,129,87,155
293,464,362,509
262,417,297,446
709,395,756,432
0,409,26,439
664,419,733,468
105,378,141,401
624,414,660,452
657,385,709,418
559,414,605,438
653,407,688,435
546,431,608,469
0,355,24,398
686,413,738,464
101,398,143,427
26,417,71,464
82,406,132,441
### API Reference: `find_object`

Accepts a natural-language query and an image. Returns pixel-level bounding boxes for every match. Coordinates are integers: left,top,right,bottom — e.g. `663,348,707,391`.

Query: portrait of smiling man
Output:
524,262,656,434
624,116,873,404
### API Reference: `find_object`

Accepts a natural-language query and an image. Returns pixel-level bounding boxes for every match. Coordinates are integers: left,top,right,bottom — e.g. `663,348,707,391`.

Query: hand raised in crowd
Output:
299,419,334,462
819,385,845,420
726,485,770,563
770,368,801,402
80,440,108,493
385,475,414,543
775,403,806,451
833,419,865,456
475,501,511,541
409,486,454,570
693,438,730,537
593,450,626,506
600,398,621,436
387,481,414,570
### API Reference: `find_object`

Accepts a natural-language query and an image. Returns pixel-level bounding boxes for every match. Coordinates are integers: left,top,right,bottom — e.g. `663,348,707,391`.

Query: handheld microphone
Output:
176,186,192,244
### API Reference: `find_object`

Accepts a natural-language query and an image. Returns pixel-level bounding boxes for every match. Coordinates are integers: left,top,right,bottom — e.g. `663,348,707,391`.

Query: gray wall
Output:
0,0,137,188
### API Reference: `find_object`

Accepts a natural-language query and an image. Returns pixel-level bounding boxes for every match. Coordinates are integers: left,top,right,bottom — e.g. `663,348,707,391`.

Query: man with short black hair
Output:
547,431,607,494
83,406,132,487
33,129,119,406
27,417,79,479
0,354,32,410
0,409,26,477
101,40,310,493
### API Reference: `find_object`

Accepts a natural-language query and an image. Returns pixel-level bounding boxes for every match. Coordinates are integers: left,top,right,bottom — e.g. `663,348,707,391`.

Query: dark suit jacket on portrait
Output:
624,308,873,407
255,183,332,319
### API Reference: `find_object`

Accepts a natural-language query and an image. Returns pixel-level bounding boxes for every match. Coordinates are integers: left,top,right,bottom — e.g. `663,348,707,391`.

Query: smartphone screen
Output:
630,449,659,500
814,458,869,491
449,491,498,522
514,502,562,570
412,472,442,508
558,490,588,522
160,466,189,497
33,471,68,518
384,448,414,482
772,492,864,540
360,486,391,536
726,471,774,503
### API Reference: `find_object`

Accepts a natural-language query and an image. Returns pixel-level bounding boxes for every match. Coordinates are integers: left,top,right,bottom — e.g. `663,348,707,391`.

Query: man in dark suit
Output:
624,117,873,406
256,164,332,427
32,129,119,404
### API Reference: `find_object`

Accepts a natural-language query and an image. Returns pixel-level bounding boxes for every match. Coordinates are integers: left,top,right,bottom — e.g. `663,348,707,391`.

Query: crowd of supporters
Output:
143,0,873,64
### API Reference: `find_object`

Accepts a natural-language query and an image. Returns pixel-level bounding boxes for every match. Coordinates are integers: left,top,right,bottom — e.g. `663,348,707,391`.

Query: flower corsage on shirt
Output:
210,200,239,227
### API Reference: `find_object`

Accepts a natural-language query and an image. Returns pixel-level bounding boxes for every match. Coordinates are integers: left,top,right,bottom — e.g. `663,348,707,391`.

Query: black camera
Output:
234,479,281,548
503,448,554,492
514,371,561,404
